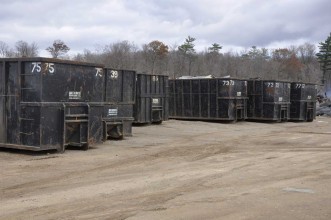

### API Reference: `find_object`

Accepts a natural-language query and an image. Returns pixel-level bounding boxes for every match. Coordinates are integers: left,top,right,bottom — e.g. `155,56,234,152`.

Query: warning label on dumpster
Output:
237,92,241,97
69,91,81,100
108,108,118,116
279,97,283,102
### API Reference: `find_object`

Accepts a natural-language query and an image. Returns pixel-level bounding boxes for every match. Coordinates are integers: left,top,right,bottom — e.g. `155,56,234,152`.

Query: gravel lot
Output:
1,117,331,220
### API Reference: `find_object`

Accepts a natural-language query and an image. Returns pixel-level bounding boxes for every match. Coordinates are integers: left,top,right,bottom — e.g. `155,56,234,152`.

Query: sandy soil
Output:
1,117,331,220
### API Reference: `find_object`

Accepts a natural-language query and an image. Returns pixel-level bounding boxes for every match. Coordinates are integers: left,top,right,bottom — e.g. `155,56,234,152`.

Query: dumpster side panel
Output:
0,61,4,142
183,79,192,117
175,80,183,117
163,76,169,121
248,80,290,121
169,80,175,116
41,63,104,102
105,69,136,104
134,74,168,124
122,70,136,103
263,81,276,103
218,79,246,120
22,62,42,102
170,78,247,121
21,60,104,103
200,80,209,118
20,105,41,147
104,69,135,138
40,106,63,150
209,79,217,118
290,83,317,121
105,69,122,102
5,62,20,144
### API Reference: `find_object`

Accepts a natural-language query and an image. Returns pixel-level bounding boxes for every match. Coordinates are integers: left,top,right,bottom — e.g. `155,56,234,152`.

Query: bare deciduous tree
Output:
15,41,39,57
102,41,137,69
0,41,9,58
71,41,322,84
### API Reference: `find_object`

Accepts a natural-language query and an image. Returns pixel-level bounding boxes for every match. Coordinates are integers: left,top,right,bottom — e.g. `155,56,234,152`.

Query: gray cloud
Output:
0,0,330,56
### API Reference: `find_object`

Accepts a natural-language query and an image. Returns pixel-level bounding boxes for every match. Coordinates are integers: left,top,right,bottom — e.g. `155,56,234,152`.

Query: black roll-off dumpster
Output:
169,77,248,121
247,79,291,121
0,57,105,152
134,73,169,124
290,82,317,122
103,69,136,139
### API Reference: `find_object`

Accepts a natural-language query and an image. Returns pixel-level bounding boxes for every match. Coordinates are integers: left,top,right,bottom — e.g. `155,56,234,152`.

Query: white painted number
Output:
152,76,159,82
46,63,55,74
31,62,55,74
296,83,305,88
110,70,118,79
32,62,41,73
222,80,234,86
95,68,103,77
267,82,274,87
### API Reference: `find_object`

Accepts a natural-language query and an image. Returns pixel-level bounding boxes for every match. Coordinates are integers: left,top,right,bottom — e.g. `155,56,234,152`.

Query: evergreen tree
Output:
316,33,331,84
178,36,196,75
208,43,222,54
178,36,196,55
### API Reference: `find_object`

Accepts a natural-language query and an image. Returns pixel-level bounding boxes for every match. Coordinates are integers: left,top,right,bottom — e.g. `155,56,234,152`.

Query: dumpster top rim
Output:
0,57,104,67
137,73,169,77
247,79,292,83
169,77,248,81
105,68,137,72
290,82,318,86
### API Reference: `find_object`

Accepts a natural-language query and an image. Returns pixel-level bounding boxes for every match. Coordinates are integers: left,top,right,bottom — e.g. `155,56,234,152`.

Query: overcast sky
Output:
1,0,330,56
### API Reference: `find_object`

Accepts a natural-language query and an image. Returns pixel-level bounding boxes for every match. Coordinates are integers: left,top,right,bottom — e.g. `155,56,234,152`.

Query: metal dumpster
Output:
169,77,248,121
0,57,105,152
247,79,291,121
290,82,317,122
103,69,136,139
134,73,169,124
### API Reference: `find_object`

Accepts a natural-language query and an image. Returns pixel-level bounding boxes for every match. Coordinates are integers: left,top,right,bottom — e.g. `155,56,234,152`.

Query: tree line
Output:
1,34,331,85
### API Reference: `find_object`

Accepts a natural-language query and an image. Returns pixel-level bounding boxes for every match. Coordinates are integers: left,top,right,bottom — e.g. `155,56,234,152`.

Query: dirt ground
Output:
1,117,331,220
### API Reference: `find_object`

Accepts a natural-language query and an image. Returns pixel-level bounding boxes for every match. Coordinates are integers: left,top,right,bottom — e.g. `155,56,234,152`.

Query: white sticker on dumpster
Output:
237,92,241,97
279,97,283,102
307,95,312,100
69,91,81,99
108,108,118,116
152,98,160,104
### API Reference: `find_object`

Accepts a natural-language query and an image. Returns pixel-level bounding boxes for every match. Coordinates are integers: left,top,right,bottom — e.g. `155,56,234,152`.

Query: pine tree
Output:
178,36,196,75
316,33,331,84
208,43,222,54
